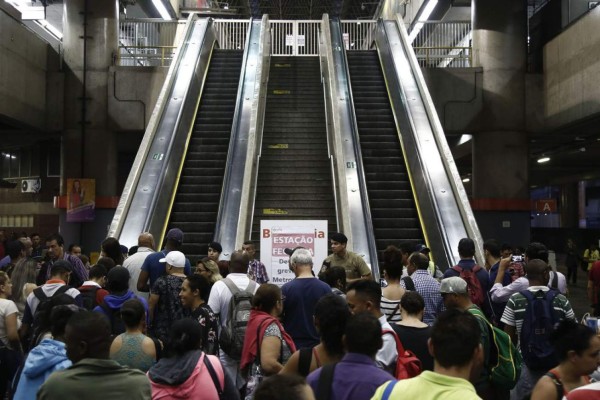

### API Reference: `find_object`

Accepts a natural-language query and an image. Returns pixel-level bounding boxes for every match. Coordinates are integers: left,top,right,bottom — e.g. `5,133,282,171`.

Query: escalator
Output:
347,51,423,250
166,50,243,260
251,56,336,241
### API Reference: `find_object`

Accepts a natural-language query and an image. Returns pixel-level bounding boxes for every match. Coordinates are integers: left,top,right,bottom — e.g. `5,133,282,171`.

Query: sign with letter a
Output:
260,220,328,286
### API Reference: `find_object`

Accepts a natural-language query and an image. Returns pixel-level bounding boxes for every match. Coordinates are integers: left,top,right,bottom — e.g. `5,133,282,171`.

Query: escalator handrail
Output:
108,14,201,244
375,18,484,268
328,18,380,275
392,15,485,266
213,18,258,258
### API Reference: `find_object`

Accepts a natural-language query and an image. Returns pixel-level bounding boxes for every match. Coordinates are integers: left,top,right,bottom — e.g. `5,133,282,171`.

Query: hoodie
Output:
13,339,72,400
93,290,149,318
148,350,224,400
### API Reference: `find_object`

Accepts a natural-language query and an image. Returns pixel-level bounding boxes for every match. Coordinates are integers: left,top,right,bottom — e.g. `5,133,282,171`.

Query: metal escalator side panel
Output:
112,18,217,248
213,19,263,258
376,19,483,269
324,18,379,276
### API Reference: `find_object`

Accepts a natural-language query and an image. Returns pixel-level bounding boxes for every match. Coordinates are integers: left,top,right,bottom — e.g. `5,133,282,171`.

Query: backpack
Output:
451,265,484,307
98,302,126,336
472,311,522,390
79,286,100,310
30,285,70,346
202,354,225,400
519,289,559,371
382,329,422,379
508,261,526,282
218,278,258,360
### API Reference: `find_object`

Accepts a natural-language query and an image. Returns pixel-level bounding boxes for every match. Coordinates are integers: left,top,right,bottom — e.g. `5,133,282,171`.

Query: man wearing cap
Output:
320,232,371,284
440,277,495,399
93,266,149,335
416,244,443,279
137,228,191,293
148,251,189,341
123,232,155,298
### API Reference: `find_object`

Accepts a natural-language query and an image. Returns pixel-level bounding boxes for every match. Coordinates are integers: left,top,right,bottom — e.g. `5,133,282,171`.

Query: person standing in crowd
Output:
320,233,371,283
148,251,190,342
415,244,443,279
391,291,434,371
565,238,581,285
123,232,155,298
180,274,219,355
30,233,43,259
148,318,239,400
241,284,296,400
0,271,21,398
588,258,600,316
254,374,315,400
320,266,346,298
101,237,125,267
208,241,230,278
10,258,38,319
196,258,223,288
307,311,393,400
346,279,398,373
68,244,82,258
400,252,442,325
37,311,151,400
137,228,191,293
13,304,77,399
501,259,577,400
0,240,26,276
38,233,88,288
381,258,405,323
281,248,331,349
243,241,269,284
281,294,350,377
584,242,600,272
109,298,157,372
531,320,600,400
78,264,109,310
372,309,483,400
208,250,258,390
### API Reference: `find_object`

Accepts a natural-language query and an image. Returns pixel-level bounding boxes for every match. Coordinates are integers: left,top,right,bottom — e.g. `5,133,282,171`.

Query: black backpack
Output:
79,286,100,310
30,285,70,347
98,302,126,336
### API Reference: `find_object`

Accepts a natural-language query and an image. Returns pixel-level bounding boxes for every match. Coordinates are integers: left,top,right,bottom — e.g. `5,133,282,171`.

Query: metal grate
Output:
340,20,377,50
118,19,186,66
213,19,251,49
411,21,472,68
270,20,320,56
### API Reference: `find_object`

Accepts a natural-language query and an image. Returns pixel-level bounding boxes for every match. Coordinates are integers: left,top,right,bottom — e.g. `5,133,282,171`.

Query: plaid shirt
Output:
248,259,269,284
401,269,442,325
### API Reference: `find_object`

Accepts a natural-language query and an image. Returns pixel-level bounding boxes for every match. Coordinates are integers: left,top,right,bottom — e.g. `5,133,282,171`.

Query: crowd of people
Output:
0,228,599,400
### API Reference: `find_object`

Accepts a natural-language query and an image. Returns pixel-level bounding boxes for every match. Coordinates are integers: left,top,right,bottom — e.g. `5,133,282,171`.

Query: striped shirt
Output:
381,296,402,322
500,286,576,343
400,270,442,325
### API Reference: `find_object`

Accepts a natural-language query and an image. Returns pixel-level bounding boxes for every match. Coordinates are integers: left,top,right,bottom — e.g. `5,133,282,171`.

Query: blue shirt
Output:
401,269,442,325
0,255,11,269
307,353,394,400
281,278,331,349
140,250,191,288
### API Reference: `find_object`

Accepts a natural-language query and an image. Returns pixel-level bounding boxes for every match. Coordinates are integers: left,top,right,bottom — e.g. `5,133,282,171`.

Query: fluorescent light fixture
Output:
457,134,472,146
408,0,439,44
462,178,470,183
152,0,172,20
537,157,550,163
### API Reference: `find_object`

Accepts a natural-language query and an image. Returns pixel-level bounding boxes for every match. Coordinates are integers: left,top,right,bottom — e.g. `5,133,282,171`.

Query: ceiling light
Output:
152,0,172,20
462,178,470,183
537,157,550,163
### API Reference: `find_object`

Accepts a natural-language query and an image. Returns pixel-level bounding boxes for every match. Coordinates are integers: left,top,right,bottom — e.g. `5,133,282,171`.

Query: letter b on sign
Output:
262,229,271,238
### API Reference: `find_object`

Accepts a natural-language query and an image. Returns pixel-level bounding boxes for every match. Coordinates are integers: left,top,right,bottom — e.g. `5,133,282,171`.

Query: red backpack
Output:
382,329,422,379
451,265,485,307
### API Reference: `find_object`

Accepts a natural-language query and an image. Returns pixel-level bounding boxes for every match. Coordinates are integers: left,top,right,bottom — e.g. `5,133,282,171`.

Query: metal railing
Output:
340,20,377,50
411,21,472,68
213,19,251,49
270,20,320,56
118,19,186,66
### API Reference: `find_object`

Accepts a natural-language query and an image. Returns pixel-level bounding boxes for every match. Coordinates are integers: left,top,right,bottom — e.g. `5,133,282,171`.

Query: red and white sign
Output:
260,220,328,286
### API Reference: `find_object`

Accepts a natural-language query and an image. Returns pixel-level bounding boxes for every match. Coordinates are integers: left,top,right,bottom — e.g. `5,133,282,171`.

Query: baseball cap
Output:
284,246,305,256
208,241,222,253
160,250,186,268
166,228,184,244
416,244,431,253
439,277,468,294
330,232,348,244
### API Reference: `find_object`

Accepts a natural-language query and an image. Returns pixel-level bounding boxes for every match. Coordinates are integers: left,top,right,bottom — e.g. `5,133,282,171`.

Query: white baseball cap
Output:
159,250,186,268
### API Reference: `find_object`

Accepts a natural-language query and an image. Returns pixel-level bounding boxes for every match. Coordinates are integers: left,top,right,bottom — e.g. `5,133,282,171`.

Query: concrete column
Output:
471,0,529,243
62,0,119,197
559,182,578,228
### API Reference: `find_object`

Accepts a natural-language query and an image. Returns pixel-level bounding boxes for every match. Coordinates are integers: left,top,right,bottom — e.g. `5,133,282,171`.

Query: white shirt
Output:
377,314,398,373
122,246,154,298
489,271,567,303
0,298,21,349
207,273,258,329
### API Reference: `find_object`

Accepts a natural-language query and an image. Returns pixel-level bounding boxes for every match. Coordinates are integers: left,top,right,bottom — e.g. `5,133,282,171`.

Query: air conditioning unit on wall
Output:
21,178,41,193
